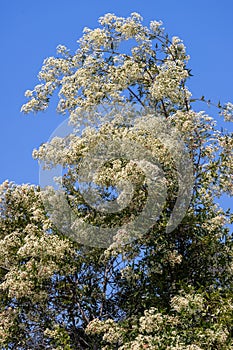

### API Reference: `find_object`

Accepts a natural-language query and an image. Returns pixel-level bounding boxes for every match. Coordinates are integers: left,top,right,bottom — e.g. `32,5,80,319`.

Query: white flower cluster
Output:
21,12,191,122
87,294,232,349
0,308,17,342
139,307,178,333
220,102,233,122
0,183,73,301
149,61,189,104
171,293,204,314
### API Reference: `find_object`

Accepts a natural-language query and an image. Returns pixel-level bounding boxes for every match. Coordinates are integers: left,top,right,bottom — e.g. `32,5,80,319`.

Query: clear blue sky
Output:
0,0,232,214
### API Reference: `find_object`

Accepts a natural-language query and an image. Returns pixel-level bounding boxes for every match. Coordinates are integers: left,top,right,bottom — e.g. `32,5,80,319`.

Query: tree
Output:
0,12,233,349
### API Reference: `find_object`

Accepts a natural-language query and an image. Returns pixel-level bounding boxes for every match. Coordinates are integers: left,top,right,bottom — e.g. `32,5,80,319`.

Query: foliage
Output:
0,13,233,349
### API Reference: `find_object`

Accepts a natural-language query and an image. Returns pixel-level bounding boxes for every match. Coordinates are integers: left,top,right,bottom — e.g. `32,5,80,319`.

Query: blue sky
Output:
0,0,232,212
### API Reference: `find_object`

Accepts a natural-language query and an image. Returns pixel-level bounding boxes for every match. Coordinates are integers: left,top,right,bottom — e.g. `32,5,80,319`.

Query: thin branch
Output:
0,265,10,272
161,100,169,118
99,262,111,317
127,87,145,107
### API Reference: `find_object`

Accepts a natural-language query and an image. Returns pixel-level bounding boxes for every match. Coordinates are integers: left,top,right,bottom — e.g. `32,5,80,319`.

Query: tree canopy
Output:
0,13,233,349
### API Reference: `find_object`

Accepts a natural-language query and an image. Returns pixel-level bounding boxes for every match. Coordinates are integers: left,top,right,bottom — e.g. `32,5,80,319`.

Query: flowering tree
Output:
0,13,233,349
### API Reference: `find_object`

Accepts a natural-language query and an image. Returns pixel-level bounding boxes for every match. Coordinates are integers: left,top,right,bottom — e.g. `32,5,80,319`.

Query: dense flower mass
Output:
0,12,232,349
20,12,191,123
